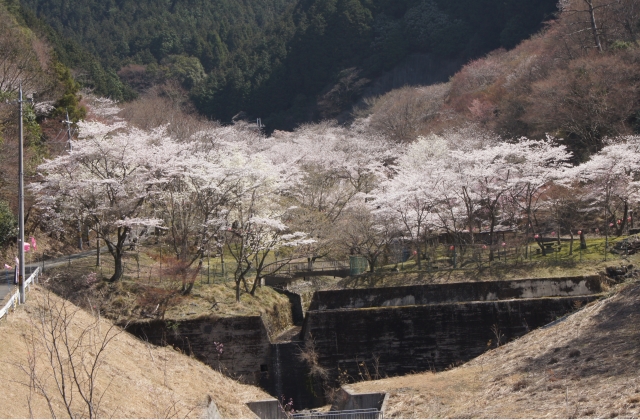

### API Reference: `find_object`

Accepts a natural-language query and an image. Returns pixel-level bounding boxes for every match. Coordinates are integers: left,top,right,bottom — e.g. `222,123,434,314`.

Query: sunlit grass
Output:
44,235,640,299
341,236,639,288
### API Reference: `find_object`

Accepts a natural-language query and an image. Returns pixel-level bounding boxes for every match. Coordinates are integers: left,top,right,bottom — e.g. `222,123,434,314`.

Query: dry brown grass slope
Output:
349,280,640,418
0,286,269,418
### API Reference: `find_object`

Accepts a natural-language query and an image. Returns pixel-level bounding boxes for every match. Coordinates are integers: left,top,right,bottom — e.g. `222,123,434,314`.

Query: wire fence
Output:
377,235,638,273
34,234,639,286
44,244,347,287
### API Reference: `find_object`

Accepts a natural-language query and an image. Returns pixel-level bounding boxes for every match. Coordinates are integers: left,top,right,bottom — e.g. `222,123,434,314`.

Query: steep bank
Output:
348,279,640,418
0,286,269,418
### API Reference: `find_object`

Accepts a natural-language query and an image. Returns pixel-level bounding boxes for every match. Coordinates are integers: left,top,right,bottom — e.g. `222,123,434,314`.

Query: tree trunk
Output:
488,220,496,262
569,232,574,255
107,227,128,282
110,254,124,282
250,276,262,296
220,248,225,277
585,0,604,52
78,219,83,250
580,231,587,249
617,201,628,236
96,238,101,267
368,256,377,273
181,260,201,295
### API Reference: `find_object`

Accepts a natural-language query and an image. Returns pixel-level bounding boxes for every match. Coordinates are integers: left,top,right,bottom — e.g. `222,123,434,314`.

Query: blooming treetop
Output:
374,134,573,255
571,136,640,200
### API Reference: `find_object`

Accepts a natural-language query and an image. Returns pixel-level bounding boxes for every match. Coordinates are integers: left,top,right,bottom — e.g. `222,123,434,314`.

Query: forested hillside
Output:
359,0,639,161
0,0,84,250
16,0,558,128
15,0,296,102
193,0,559,127
18,0,294,70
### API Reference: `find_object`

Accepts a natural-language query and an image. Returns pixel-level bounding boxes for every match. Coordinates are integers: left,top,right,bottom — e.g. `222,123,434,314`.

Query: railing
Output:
0,267,40,321
292,408,383,419
263,260,350,275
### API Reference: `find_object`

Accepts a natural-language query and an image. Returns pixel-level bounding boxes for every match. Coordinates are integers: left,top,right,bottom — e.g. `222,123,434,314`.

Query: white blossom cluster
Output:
31,94,640,283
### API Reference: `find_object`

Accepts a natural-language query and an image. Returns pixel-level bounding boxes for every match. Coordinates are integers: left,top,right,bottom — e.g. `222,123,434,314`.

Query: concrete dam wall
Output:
308,275,602,310
303,296,598,381
294,276,602,407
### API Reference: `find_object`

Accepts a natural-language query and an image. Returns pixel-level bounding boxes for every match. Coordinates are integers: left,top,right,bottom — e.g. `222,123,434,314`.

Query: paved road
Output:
1,248,105,303
0,273,14,305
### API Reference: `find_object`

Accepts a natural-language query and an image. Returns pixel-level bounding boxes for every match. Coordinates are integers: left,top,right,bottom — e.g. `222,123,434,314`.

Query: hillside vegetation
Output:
15,0,296,102
0,0,84,252
363,0,640,160
11,0,638,152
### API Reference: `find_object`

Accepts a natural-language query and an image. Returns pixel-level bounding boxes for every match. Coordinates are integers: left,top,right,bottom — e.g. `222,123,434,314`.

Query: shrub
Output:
0,200,16,247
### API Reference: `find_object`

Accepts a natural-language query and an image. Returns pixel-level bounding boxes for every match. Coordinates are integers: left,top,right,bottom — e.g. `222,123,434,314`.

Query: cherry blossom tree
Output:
223,215,313,301
32,121,167,282
375,133,573,265
570,136,640,239
537,184,592,255
156,142,232,265
374,135,448,269
507,137,572,237
219,153,314,301
262,122,396,265
340,205,399,272
447,139,571,259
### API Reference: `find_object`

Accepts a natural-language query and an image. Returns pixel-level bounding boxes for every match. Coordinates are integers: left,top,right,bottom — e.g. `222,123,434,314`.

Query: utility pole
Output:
62,109,73,151
17,84,30,304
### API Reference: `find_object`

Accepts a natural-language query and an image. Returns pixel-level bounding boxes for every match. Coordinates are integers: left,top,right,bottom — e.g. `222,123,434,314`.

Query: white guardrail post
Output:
0,267,39,321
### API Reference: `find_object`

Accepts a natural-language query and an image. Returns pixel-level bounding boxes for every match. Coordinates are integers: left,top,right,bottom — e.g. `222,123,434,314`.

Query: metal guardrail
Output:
292,408,383,419
0,267,40,321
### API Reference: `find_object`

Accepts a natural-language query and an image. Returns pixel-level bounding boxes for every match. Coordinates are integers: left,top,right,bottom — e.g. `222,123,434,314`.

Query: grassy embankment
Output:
0,286,269,418
40,244,293,336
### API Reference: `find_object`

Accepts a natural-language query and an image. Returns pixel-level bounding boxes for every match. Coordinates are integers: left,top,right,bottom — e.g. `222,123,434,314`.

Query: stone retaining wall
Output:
126,315,271,385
